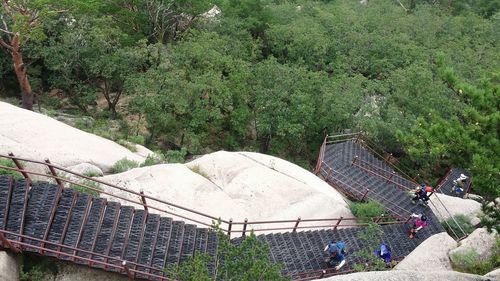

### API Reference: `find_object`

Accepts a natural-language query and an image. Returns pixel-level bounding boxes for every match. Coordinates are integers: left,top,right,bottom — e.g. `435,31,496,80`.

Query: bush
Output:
350,201,385,223
451,249,494,275
69,179,102,197
110,158,139,174
20,254,58,281
140,154,165,167
352,223,389,272
117,139,138,152
443,215,475,238
165,148,187,163
167,223,288,281
0,159,23,180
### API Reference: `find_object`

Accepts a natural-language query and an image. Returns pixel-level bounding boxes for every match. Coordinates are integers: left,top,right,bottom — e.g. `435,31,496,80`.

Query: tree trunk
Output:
10,35,34,110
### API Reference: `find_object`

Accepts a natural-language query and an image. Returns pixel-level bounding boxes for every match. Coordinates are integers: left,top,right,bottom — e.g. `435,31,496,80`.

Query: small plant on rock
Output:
350,201,385,223
110,158,139,174
443,215,475,238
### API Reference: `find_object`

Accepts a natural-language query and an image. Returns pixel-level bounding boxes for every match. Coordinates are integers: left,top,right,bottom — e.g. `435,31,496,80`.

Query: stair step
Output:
92,201,121,264
151,217,173,277
165,220,185,267
136,213,161,278
6,179,29,240
179,224,196,264
0,175,14,231
46,189,76,255
61,193,91,258
108,206,134,268
206,230,218,276
76,197,107,264
123,209,148,264
193,228,208,254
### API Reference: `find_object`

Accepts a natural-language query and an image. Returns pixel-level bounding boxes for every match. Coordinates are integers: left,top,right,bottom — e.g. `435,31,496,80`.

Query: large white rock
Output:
66,163,103,177
317,270,491,281
53,263,128,281
395,232,458,271
450,228,498,263
0,251,20,281
430,193,482,224
0,102,145,172
99,151,353,233
484,268,500,280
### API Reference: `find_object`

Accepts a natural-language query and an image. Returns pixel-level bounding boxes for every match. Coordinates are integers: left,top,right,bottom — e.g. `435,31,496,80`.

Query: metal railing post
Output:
293,217,301,232
0,233,21,253
242,218,248,237
139,190,148,211
351,156,358,166
227,218,233,238
333,217,343,231
319,270,326,278
8,152,31,181
386,171,395,183
45,159,64,189
361,189,369,201
122,261,134,279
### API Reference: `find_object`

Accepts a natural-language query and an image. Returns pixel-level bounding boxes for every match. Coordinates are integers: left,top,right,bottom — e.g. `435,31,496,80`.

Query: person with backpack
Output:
409,213,429,239
412,183,432,205
374,243,392,265
452,174,468,196
323,241,347,270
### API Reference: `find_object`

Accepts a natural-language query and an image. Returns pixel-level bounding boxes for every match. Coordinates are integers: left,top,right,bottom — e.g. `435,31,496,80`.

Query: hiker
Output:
324,241,346,270
409,213,429,239
412,183,430,205
452,174,468,195
374,244,392,265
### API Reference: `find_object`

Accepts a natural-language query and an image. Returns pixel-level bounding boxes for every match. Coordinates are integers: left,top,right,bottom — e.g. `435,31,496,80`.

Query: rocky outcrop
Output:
0,251,20,281
0,102,145,173
318,270,491,281
66,163,103,177
99,151,353,232
395,232,458,271
484,268,500,280
52,263,129,281
450,228,498,263
430,193,482,224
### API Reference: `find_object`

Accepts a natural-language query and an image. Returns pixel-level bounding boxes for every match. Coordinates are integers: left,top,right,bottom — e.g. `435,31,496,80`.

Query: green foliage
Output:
164,149,187,164
117,139,138,152
352,223,388,272
82,170,101,178
451,248,499,275
166,252,212,281
20,254,58,281
140,154,165,167
69,179,102,197
443,215,475,238
350,201,385,223
0,159,23,180
110,158,139,174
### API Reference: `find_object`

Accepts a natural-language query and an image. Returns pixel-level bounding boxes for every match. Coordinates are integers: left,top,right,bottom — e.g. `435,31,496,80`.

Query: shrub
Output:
352,223,389,272
140,154,165,167
20,254,58,281
443,215,475,238
69,179,102,197
350,201,385,223
128,134,145,145
110,158,139,174
167,222,288,280
82,170,101,178
0,159,23,180
165,148,187,163
451,249,494,275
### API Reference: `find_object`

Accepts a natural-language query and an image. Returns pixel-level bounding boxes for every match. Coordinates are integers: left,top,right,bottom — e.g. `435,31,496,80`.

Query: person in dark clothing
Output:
412,183,430,205
323,241,346,270
374,244,392,265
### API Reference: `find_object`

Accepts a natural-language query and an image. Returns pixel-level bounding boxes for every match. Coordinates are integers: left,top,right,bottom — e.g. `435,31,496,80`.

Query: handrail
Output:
351,157,414,191
0,229,171,280
0,153,406,238
319,162,411,218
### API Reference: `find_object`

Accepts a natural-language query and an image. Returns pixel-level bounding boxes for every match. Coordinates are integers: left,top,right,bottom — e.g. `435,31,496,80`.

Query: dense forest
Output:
0,1,498,211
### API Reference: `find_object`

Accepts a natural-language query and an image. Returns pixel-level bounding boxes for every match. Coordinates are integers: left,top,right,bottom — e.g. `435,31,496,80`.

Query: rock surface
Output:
395,232,458,271
0,251,20,281
317,270,491,281
99,151,353,233
52,263,129,281
66,163,104,177
450,228,498,262
0,102,145,172
484,268,500,280
430,193,482,224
